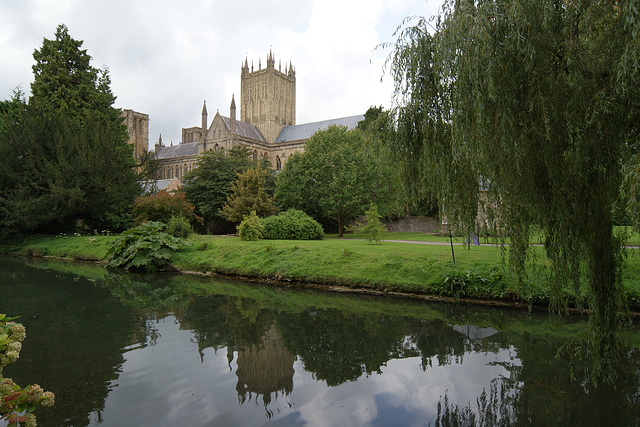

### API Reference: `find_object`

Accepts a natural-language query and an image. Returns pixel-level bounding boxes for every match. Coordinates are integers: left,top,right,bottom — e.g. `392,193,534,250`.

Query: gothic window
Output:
276,156,282,171
214,144,220,152
175,165,180,179
183,164,188,176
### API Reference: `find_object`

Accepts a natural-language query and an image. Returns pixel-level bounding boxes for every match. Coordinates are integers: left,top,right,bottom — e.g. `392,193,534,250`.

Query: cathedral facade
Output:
149,51,364,181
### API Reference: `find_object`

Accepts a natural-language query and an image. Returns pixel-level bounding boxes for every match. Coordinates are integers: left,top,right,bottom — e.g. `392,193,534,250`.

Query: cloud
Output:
0,0,439,147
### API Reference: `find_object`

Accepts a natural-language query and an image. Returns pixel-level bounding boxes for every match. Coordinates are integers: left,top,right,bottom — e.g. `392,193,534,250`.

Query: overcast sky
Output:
1,0,441,148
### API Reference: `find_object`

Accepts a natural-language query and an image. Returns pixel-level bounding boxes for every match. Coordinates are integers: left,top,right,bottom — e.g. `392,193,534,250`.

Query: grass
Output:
5,231,640,311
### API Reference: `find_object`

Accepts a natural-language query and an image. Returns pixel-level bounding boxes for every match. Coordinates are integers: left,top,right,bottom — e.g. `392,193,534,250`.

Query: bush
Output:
107,221,188,271
238,211,263,241
166,216,193,239
261,209,324,240
133,191,202,226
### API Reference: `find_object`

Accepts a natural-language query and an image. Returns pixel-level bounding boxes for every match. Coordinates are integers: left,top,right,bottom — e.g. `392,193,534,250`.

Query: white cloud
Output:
0,0,440,147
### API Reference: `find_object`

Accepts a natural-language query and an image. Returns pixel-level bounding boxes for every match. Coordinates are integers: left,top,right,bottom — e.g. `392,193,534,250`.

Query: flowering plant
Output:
1,314,54,427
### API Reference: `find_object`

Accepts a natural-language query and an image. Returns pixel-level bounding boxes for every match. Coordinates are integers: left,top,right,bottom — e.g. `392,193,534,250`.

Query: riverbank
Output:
4,232,640,312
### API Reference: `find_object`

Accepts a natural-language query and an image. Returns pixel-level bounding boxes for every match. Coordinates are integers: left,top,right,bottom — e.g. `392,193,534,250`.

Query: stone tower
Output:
241,50,296,144
121,109,149,159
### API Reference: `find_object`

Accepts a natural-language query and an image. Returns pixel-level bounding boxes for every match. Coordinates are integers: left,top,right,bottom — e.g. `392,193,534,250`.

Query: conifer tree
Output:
0,24,139,236
221,167,277,223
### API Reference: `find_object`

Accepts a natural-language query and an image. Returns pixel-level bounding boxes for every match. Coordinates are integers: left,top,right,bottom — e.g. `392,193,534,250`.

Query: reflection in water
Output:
1,256,640,426
234,324,294,410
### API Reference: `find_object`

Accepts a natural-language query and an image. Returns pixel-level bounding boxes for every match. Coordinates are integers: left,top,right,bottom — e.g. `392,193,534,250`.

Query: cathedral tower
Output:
241,50,296,144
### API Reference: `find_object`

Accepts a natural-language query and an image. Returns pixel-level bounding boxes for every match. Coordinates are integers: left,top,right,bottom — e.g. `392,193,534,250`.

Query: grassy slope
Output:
5,232,640,309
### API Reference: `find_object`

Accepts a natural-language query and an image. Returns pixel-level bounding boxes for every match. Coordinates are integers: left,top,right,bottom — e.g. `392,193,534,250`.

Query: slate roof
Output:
275,115,365,143
155,141,199,159
221,116,266,142
155,178,181,191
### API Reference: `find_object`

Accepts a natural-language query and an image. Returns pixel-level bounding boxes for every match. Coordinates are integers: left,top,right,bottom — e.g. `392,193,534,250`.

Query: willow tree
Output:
387,1,639,384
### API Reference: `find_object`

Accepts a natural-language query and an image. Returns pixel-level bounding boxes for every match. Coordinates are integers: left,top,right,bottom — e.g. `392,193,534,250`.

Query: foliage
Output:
237,211,263,241
275,125,391,237
0,24,140,237
359,106,439,217
133,191,201,225
166,216,193,239
1,314,55,427
30,24,118,119
107,221,188,271
183,146,254,226
261,209,324,240
221,167,277,223
350,204,386,244
386,0,640,384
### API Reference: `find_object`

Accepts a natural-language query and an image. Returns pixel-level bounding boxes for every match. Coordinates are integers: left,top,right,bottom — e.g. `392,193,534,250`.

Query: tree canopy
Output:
387,0,640,384
221,167,277,223
275,125,391,236
30,24,118,120
0,24,139,237
183,146,272,231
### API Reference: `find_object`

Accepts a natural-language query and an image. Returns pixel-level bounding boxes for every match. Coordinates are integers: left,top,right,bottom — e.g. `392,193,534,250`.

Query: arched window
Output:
253,150,258,162
175,165,180,179
183,164,188,176
276,156,282,171
214,144,220,152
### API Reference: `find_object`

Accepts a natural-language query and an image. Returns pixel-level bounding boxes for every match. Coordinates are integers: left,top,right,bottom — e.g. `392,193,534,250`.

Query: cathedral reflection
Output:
232,324,295,406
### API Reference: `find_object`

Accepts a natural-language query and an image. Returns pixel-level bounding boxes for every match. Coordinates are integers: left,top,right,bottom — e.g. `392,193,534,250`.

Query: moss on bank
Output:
3,233,640,311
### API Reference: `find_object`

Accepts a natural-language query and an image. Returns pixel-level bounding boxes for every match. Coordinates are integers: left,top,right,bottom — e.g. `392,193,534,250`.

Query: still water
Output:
1,256,639,426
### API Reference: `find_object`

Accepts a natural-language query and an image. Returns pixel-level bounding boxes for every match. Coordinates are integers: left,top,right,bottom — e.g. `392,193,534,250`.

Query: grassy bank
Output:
4,232,640,310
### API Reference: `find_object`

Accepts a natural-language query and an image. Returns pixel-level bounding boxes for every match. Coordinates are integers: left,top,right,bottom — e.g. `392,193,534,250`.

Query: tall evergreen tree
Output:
0,24,139,237
30,24,118,119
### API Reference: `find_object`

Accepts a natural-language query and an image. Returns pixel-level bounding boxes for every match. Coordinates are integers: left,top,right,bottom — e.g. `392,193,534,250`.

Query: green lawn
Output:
6,231,640,310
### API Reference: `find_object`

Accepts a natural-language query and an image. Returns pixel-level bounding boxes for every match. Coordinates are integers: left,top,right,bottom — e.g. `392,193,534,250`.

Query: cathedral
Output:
141,51,364,182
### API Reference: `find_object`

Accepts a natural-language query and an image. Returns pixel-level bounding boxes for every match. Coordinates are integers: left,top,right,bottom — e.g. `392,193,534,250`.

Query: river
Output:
1,256,639,426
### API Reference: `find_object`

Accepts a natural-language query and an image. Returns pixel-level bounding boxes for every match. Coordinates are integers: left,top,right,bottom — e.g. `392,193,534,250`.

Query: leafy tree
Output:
359,106,438,217
183,146,254,228
275,126,390,237
387,0,639,384
221,167,277,223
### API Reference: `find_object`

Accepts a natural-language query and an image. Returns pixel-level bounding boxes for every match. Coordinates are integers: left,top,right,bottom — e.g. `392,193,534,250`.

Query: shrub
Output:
107,221,188,271
133,191,202,226
361,204,386,244
166,216,193,239
238,211,263,241
261,209,324,240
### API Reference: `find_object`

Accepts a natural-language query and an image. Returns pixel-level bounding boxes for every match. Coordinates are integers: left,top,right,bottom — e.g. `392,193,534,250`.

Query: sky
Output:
0,0,442,148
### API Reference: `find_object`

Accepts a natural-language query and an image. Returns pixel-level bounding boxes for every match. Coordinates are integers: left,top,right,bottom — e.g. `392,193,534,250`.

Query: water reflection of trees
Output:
11,257,640,424
434,344,640,426
1,260,148,427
